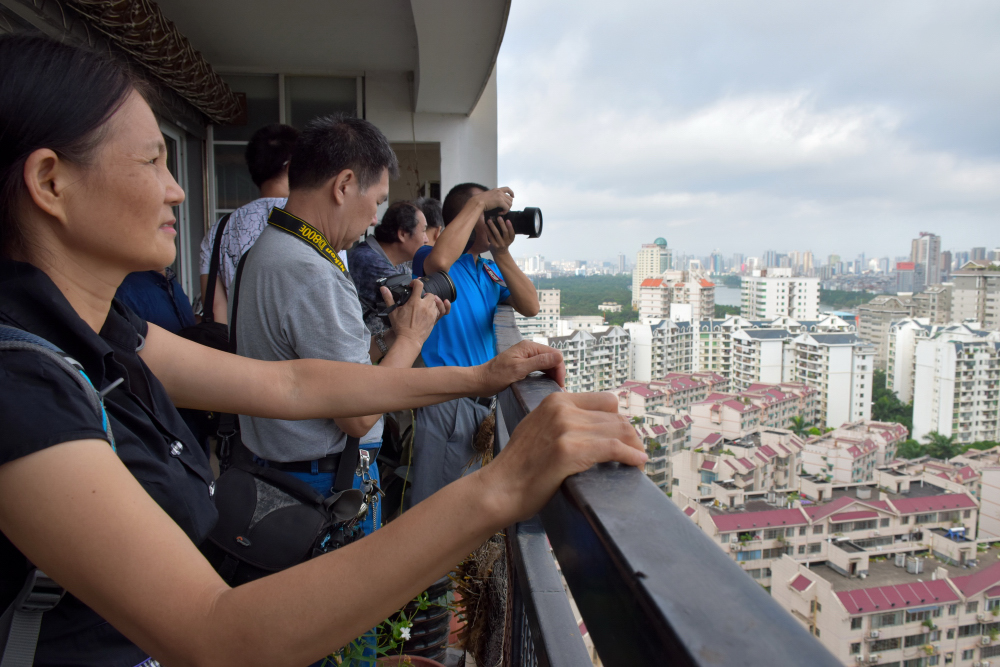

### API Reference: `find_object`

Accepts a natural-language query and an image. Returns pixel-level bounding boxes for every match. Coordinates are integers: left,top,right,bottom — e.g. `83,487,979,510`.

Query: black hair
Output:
287,114,399,192
442,182,488,224
374,201,422,245
0,34,140,258
414,196,443,229
245,123,299,187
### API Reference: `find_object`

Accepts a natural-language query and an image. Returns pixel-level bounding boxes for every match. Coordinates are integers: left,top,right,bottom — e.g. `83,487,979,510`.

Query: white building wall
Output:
759,339,787,384
981,467,1000,541
366,68,497,194
625,322,654,382
912,339,956,442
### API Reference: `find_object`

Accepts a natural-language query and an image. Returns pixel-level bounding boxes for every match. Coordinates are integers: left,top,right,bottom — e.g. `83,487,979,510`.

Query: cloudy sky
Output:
495,0,1000,265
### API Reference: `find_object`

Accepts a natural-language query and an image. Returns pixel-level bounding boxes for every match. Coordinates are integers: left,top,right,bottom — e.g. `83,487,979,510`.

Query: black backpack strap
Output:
0,326,117,665
228,249,252,355
0,570,64,667
203,213,233,324
333,437,361,493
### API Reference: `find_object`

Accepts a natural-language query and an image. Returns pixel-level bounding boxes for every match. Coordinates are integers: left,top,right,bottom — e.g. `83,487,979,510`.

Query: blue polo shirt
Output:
413,245,510,368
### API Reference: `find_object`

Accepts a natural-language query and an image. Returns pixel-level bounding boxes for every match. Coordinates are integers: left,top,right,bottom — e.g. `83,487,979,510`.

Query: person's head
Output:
414,196,443,245
442,182,489,255
245,123,298,197
0,34,183,277
287,114,399,248
374,201,428,261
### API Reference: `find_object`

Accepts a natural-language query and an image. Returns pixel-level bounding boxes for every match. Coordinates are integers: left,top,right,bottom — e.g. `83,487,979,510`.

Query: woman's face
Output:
398,210,429,260
59,91,184,275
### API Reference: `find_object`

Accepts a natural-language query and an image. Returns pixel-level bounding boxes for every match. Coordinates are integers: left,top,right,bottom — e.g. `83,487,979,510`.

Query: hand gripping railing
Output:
493,306,841,667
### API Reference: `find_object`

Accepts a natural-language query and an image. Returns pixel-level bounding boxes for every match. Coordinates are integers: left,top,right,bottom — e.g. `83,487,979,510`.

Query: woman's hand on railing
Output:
481,392,648,524
478,340,566,392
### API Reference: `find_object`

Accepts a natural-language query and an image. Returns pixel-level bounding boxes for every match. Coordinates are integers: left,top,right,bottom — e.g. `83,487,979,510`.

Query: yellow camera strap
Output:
266,207,348,275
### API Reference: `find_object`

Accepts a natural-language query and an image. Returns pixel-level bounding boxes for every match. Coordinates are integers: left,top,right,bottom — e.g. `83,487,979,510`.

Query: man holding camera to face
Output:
407,183,541,506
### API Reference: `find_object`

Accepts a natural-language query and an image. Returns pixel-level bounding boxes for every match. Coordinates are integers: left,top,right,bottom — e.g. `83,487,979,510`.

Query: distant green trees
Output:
715,305,740,318
871,370,913,433
535,274,632,316
924,431,960,460
819,289,875,310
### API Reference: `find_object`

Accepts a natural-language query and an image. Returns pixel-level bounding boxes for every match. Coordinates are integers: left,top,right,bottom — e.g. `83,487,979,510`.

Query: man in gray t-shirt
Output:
233,116,448,530
237,223,381,460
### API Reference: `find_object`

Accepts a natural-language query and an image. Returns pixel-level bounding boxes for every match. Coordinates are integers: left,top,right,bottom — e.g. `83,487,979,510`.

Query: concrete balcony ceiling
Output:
153,0,510,115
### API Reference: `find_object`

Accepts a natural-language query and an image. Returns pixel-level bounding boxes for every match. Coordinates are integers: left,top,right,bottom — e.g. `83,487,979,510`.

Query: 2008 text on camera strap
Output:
266,207,348,275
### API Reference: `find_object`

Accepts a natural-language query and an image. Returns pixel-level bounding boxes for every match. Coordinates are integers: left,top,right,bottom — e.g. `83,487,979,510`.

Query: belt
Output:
467,396,493,409
258,452,342,473
256,444,381,474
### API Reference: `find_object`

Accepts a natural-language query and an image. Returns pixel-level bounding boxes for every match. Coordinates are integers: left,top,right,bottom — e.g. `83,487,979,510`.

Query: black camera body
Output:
484,206,543,238
375,271,457,325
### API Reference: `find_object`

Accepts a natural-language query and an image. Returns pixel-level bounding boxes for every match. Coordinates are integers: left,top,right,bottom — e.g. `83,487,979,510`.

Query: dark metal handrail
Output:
494,306,841,667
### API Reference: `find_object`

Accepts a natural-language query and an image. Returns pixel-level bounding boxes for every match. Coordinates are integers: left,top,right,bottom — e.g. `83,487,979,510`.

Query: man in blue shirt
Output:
409,183,540,505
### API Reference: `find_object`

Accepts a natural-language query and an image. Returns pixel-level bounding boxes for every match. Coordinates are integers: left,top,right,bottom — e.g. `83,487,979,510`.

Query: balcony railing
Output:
491,306,840,666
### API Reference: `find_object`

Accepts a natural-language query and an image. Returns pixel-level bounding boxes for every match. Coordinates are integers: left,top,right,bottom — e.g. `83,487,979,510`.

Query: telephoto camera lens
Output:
419,271,457,303
375,271,458,325
485,207,543,238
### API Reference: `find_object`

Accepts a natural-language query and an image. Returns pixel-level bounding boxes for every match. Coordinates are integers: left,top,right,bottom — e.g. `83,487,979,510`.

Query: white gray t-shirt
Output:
235,224,382,462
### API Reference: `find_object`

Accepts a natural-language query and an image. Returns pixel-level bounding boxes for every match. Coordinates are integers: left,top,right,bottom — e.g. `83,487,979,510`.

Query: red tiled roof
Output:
791,575,813,592
951,562,1000,598
759,445,778,458
701,433,722,447
957,466,979,481
651,425,667,435
712,508,809,532
641,278,664,287
700,279,715,288
738,458,755,470
837,580,959,615
830,511,878,522
702,461,716,471
671,420,685,430
891,494,977,515
805,496,856,521
684,507,696,517
986,585,1000,599
755,452,768,463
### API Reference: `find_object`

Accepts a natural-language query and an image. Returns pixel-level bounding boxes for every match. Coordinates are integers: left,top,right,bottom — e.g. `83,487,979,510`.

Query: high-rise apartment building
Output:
941,250,953,281
741,269,820,321
515,288,560,338
534,326,630,393
972,247,987,261
625,319,695,380
637,278,671,322
857,295,916,369
638,270,716,323
894,261,928,295
631,239,672,306
951,262,1000,329
912,334,1000,444
912,284,952,325
790,332,874,428
617,253,626,274
911,231,942,287
888,319,1000,405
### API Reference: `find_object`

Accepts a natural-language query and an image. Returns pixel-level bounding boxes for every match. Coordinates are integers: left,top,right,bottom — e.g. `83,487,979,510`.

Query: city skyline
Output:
496,0,999,261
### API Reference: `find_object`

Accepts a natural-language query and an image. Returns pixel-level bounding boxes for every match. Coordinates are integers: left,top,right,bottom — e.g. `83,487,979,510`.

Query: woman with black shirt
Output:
0,35,647,667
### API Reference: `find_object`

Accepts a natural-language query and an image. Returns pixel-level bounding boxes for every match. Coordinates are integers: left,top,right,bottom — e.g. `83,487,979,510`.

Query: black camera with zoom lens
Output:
484,207,543,238
375,271,457,325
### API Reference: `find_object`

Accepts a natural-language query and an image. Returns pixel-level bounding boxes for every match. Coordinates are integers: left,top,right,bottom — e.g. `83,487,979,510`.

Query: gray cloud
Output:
496,0,1000,262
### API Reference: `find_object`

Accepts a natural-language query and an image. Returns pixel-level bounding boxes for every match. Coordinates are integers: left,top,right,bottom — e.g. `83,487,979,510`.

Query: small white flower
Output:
400,627,411,641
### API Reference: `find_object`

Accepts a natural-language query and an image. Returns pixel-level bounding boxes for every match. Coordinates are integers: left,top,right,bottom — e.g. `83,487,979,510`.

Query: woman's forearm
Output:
146,324,483,417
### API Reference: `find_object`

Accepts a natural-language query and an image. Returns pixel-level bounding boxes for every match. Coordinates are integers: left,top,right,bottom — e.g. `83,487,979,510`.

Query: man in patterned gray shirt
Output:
198,124,298,321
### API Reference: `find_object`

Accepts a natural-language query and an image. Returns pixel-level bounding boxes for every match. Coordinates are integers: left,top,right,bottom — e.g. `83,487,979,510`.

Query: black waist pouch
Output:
202,461,366,586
